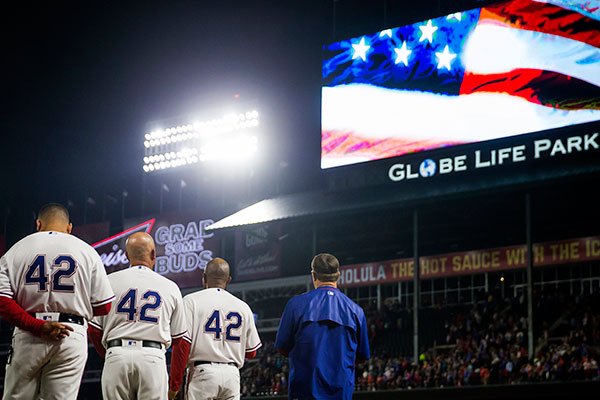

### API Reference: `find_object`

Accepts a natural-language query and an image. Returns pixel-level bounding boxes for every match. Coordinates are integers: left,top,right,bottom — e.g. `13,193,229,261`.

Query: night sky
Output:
1,0,491,242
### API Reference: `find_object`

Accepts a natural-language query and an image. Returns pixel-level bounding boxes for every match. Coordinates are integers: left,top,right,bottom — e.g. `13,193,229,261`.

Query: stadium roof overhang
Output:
205,163,600,232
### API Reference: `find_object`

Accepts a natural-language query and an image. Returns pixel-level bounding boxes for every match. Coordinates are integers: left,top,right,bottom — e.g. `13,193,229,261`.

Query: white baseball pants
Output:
186,363,240,400
3,323,88,400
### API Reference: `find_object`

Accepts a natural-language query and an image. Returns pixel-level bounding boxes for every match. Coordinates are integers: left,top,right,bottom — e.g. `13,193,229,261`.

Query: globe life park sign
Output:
387,129,599,183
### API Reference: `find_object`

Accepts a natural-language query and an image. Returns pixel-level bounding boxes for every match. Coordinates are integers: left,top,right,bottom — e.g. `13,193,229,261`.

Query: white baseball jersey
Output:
0,230,114,400
0,231,115,319
184,287,261,369
90,265,188,347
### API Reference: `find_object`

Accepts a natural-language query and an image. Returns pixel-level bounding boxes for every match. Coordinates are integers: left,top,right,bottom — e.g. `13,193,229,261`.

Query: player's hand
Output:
168,390,178,400
40,321,73,341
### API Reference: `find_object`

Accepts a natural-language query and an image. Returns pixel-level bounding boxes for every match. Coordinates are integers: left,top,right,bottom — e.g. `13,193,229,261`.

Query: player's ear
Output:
35,219,42,232
66,222,73,234
227,276,232,284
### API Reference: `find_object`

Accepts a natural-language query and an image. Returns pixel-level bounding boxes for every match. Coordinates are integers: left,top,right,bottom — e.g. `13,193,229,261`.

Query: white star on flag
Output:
447,12,462,21
379,29,392,38
418,20,438,43
435,44,456,70
352,37,370,62
394,41,412,66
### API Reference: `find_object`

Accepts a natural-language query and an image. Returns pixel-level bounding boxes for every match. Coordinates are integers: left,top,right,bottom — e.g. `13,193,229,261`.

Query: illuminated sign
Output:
387,129,599,182
93,219,155,268
92,212,221,289
154,219,214,275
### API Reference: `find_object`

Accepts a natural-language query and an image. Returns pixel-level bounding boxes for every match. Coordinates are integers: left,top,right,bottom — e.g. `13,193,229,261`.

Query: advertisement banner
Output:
339,236,600,288
234,223,282,282
92,210,221,289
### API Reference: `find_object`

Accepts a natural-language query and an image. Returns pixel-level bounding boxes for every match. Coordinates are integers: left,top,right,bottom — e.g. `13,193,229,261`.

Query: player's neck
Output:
38,225,69,233
206,285,227,290
315,281,338,289
129,262,153,270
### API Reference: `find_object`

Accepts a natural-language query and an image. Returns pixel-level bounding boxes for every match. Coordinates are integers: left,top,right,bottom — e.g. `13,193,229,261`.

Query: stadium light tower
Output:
142,109,260,173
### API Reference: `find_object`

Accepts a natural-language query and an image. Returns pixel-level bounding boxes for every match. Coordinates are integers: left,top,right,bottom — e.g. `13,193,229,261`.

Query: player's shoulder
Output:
183,287,218,301
110,267,181,293
224,290,253,312
4,232,93,256
332,289,362,310
153,271,182,292
285,290,311,308
182,288,207,306
66,233,100,252
51,232,99,255
107,267,130,279
106,267,133,286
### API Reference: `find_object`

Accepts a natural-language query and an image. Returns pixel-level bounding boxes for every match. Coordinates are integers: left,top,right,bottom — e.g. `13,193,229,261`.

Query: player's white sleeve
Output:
183,295,195,343
0,255,14,299
89,252,115,307
245,307,262,353
170,288,189,342
89,315,104,330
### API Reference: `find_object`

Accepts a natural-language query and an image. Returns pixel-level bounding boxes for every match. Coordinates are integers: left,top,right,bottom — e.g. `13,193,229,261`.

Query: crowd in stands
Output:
241,342,288,397
239,290,599,397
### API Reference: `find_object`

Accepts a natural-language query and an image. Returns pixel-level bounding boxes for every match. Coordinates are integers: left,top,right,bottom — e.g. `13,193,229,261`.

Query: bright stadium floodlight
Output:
142,108,260,173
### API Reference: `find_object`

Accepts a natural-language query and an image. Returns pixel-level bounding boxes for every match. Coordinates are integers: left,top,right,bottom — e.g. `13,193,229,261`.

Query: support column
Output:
526,193,534,359
377,284,382,311
485,272,489,293
412,209,420,364
310,223,317,294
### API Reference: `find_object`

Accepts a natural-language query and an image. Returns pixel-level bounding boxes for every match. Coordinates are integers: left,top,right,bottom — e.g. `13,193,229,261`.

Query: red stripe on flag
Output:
322,130,463,160
481,0,600,48
460,68,600,110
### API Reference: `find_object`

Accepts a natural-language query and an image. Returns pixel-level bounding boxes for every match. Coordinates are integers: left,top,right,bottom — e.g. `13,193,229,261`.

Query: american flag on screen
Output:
321,0,600,168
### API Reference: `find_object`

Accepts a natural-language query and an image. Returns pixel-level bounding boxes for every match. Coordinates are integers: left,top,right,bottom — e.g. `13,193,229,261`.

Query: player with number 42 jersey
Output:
0,203,114,400
89,232,190,400
184,258,261,400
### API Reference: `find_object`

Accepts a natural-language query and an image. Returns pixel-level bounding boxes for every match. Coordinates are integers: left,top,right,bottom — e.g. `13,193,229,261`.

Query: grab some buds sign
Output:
90,211,221,288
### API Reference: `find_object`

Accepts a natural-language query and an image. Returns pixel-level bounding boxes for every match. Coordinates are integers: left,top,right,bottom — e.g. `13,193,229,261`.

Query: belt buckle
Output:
124,340,140,347
35,312,60,322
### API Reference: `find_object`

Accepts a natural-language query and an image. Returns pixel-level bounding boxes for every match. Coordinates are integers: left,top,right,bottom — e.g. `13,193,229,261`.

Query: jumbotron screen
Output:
321,0,600,169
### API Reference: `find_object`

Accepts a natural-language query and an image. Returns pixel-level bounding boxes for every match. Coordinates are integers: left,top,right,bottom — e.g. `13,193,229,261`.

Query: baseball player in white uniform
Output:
184,257,262,400
88,232,191,400
0,203,115,400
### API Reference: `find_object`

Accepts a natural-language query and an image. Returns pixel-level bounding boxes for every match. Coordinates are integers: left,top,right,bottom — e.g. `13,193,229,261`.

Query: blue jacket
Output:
275,286,370,399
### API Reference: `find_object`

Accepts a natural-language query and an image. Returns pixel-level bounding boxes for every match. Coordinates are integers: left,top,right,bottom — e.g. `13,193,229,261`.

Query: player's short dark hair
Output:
38,203,70,222
311,253,340,283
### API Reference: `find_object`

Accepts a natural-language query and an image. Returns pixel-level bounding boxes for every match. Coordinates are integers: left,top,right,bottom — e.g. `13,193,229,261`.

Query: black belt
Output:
107,339,163,349
194,360,237,367
30,312,84,326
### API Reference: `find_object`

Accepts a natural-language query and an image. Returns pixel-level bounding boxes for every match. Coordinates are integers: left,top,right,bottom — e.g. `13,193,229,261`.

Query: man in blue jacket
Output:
275,253,370,399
